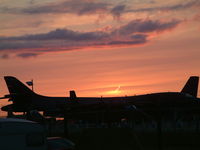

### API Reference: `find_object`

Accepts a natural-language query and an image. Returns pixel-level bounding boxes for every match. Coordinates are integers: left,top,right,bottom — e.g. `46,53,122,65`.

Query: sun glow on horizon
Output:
106,85,122,95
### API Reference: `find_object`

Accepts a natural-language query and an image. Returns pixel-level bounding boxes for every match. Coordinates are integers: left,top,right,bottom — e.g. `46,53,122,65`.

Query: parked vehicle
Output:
0,118,75,150
0,118,46,150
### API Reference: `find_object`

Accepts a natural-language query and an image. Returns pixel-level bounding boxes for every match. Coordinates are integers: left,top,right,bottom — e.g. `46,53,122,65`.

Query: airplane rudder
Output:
4,76,34,95
181,76,199,97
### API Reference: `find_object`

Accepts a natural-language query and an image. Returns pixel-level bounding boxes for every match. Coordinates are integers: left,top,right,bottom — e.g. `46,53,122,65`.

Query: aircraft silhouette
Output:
0,76,199,119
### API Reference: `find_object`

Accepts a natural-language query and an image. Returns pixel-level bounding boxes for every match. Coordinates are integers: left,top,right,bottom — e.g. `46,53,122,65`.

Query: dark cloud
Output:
17,53,40,58
1,0,199,18
0,0,111,19
1,54,9,59
131,34,147,41
112,19,180,36
108,39,146,45
162,0,200,11
0,40,43,50
110,4,126,20
127,0,200,13
21,0,110,15
29,0,36,5
0,19,181,58
15,29,109,41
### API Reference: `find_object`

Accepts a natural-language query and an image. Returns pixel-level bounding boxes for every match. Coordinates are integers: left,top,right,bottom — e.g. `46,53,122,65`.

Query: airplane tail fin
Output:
70,90,77,100
181,76,199,97
4,76,35,96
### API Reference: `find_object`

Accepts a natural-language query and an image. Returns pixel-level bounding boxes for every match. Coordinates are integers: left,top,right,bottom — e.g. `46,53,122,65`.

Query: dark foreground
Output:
54,126,200,150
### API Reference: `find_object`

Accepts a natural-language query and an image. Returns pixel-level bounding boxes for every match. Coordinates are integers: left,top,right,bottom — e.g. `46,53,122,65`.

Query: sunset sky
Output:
0,0,200,106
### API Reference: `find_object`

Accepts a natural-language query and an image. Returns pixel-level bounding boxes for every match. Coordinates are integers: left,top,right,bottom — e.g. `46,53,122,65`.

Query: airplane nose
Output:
1,104,15,112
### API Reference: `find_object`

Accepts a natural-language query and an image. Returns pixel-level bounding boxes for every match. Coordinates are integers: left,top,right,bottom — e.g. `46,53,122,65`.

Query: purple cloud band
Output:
0,19,181,58
0,0,199,19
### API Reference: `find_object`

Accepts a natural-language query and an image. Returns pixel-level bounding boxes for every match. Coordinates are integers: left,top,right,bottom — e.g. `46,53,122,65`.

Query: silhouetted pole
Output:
7,107,13,118
195,115,199,133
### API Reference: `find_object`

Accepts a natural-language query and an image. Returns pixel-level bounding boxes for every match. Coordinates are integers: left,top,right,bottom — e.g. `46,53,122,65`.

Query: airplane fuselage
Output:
1,76,199,119
2,92,199,115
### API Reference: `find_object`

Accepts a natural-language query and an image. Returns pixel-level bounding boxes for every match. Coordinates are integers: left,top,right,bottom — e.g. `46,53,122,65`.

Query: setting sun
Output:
106,86,122,96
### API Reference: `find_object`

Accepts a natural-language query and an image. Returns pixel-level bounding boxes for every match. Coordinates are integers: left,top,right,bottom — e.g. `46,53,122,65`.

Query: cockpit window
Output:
185,93,193,98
